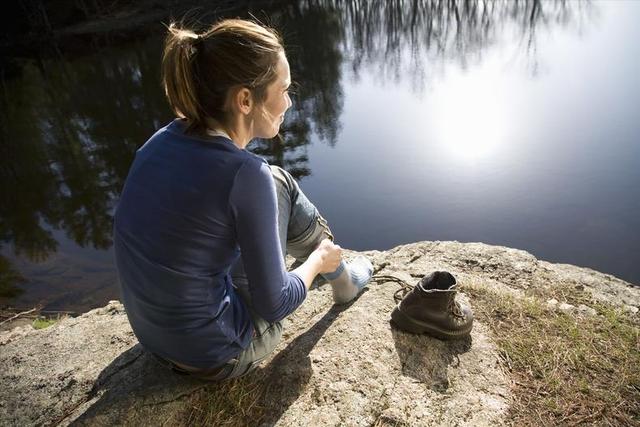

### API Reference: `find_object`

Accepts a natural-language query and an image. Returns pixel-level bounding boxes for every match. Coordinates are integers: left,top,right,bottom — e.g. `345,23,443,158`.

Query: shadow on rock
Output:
390,325,472,392
69,344,206,426
68,297,357,425
248,299,357,425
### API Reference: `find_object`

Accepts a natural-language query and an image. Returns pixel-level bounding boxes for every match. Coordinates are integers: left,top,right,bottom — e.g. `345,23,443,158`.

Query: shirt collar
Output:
205,128,233,141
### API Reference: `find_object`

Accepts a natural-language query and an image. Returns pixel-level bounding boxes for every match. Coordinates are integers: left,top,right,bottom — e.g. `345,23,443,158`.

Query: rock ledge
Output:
1,241,637,426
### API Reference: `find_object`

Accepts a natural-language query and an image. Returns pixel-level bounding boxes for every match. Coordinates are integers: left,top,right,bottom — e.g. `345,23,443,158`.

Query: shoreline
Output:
1,240,638,334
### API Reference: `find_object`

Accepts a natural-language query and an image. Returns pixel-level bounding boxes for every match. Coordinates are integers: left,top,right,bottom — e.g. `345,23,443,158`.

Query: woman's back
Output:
114,119,255,368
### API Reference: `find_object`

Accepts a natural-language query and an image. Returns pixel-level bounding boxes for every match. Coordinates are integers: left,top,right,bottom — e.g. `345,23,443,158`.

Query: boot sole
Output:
391,306,472,340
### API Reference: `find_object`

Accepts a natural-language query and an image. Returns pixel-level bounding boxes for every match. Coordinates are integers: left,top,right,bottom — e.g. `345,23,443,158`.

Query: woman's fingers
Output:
314,239,343,273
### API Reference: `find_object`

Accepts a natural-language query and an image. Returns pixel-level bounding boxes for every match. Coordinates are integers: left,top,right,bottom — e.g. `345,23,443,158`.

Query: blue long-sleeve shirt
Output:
113,119,306,369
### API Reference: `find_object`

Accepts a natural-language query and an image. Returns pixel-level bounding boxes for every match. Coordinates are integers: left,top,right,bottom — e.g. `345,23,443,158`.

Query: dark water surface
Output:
2,0,639,313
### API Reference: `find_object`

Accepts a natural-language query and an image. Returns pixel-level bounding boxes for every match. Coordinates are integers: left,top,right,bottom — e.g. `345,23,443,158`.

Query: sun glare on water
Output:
432,69,506,162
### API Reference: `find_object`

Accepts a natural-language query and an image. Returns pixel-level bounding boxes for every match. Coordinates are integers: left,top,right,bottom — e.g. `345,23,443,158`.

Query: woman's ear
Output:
232,87,253,116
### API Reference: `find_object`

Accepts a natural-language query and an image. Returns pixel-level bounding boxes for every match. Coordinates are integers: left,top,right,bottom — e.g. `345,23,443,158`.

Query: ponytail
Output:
162,23,203,127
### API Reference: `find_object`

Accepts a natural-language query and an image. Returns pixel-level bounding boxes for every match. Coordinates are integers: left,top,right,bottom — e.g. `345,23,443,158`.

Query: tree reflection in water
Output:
0,0,591,303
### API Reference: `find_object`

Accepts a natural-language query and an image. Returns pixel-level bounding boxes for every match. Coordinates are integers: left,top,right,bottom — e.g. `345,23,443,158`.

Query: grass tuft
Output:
178,369,268,426
32,317,57,329
463,280,640,425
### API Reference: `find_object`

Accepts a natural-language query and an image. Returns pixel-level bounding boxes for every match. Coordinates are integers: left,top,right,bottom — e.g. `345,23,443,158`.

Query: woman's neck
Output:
204,117,251,149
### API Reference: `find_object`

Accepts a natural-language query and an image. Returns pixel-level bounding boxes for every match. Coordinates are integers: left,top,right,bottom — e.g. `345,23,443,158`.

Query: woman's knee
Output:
268,165,335,259
286,212,335,260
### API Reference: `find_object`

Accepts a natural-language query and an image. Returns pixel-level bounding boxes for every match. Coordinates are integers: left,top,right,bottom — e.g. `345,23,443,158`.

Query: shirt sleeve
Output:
228,157,307,323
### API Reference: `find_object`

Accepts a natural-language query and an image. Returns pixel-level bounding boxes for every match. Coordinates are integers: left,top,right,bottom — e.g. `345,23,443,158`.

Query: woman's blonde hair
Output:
162,19,284,134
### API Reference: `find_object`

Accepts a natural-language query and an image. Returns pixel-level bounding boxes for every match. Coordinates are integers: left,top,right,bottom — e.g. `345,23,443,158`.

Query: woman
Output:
113,19,373,381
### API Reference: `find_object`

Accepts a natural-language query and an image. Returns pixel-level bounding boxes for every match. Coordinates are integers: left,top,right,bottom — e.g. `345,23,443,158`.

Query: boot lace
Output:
371,274,465,318
448,299,465,318
370,274,414,304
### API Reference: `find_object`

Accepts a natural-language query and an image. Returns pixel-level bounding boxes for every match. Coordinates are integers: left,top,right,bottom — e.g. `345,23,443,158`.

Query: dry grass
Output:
463,280,640,426
177,368,269,426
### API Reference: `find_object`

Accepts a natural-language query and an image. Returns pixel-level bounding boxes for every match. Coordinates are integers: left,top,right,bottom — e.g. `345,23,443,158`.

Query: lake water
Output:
2,0,639,314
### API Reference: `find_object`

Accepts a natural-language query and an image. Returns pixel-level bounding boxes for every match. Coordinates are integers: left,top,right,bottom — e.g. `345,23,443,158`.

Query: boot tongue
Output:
419,271,457,291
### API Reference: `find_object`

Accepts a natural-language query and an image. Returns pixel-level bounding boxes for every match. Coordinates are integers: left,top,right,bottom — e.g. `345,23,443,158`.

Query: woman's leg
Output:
269,165,331,260
269,166,373,303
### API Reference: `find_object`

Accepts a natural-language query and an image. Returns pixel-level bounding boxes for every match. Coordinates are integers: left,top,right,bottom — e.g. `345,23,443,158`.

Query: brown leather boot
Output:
391,271,473,340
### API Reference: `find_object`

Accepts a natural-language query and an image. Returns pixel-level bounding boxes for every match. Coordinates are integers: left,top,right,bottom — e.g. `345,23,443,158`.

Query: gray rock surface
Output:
1,241,637,426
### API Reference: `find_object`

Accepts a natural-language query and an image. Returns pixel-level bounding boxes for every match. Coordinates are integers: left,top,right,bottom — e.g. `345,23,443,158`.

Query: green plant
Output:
32,317,57,329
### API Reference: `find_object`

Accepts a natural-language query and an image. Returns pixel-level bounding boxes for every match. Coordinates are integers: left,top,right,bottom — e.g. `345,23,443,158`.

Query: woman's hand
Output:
292,238,342,290
312,238,342,274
